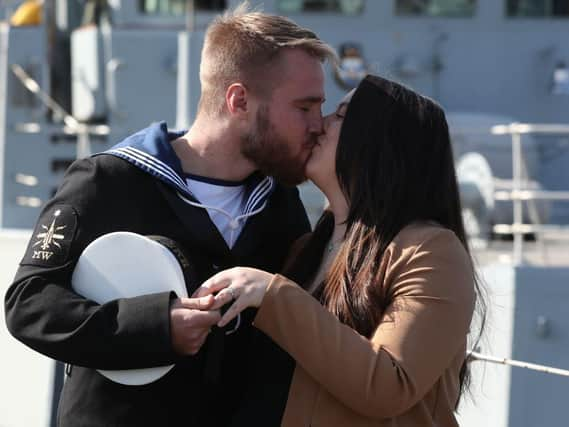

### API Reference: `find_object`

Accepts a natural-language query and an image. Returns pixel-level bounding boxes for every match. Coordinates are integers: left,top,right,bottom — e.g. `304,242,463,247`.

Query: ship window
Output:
396,0,476,17
139,0,226,16
507,0,569,17
277,0,364,15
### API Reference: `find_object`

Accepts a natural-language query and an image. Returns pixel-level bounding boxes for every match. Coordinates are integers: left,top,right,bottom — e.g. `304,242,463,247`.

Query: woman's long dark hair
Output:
286,75,486,405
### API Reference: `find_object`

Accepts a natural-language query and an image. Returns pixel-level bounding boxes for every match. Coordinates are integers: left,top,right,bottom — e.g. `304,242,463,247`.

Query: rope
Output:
468,351,569,378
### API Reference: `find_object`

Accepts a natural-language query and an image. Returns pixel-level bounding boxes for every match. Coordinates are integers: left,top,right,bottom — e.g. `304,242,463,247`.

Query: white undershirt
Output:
185,178,247,248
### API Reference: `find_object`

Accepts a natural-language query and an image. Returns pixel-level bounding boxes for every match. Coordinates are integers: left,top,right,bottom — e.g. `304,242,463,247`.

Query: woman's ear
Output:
226,83,248,116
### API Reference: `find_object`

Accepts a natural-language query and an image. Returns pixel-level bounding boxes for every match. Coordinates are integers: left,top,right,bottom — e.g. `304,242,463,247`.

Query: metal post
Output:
512,130,523,265
186,0,195,32
176,0,196,130
76,125,91,159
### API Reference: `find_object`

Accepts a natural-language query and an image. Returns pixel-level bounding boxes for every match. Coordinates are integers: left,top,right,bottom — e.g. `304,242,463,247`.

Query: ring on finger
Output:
227,287,237,300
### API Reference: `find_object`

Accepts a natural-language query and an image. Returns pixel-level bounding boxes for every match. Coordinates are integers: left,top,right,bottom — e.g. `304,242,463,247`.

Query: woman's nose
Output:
322,113,335,130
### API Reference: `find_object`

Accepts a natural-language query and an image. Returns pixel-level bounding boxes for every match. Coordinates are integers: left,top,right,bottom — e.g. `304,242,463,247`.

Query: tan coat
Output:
253,223,475,427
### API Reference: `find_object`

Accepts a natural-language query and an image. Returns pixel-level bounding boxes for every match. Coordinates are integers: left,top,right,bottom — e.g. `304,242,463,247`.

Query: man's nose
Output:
309,114,324,136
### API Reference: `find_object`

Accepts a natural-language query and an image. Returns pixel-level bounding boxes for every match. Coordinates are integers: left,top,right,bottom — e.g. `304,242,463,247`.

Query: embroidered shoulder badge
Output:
21,204,78,267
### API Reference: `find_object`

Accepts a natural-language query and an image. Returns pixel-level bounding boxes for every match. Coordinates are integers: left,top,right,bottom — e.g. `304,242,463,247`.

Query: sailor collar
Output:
101,121,275,216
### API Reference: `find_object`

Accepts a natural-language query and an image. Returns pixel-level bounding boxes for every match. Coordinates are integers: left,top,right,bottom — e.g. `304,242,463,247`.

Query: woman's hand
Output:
195,267,275,327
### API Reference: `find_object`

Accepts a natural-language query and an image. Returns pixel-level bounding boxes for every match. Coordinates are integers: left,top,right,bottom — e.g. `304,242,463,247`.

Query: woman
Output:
198,75,483,426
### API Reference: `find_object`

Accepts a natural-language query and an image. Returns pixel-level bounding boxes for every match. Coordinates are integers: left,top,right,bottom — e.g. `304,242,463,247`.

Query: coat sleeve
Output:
253,228,475,419
4,157,180,370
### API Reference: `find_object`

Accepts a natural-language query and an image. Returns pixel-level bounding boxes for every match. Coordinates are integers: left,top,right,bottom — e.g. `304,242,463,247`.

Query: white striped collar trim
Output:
109,147,187,190
244,177,273,214
106,147,275,217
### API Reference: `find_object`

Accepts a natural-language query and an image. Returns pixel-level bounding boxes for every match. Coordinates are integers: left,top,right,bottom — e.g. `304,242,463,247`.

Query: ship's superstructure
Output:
1,2,569,427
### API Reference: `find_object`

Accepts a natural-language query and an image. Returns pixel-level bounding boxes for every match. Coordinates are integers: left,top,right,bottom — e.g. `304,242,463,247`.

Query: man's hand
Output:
170,296,221,356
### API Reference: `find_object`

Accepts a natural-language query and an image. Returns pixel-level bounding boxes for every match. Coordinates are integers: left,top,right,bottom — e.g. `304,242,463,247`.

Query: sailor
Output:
4,4,336,426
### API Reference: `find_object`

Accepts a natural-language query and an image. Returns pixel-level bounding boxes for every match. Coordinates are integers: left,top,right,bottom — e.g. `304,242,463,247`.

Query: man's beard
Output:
241,105,314,186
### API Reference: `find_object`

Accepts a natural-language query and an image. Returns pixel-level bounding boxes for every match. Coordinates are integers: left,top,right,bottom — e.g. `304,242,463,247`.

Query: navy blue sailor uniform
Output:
4,122,310,427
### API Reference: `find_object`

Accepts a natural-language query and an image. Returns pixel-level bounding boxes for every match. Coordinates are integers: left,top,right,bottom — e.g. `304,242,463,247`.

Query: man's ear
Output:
226,83,248,116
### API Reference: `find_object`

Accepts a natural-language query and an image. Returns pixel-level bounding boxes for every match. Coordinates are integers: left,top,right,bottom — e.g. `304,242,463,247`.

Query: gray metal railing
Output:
491,123,569,265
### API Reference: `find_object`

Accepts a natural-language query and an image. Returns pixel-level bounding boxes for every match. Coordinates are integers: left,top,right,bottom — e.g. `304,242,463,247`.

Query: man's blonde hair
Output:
198,2,337,116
